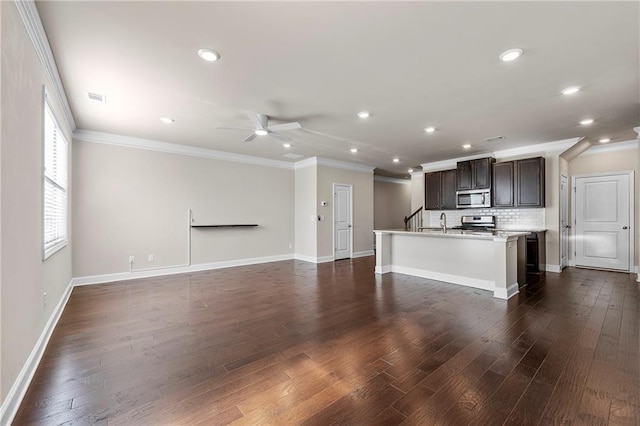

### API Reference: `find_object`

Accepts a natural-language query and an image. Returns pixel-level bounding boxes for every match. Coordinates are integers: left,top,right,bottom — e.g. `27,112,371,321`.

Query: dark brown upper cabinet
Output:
425,169,457,210
440,169,457,209
492,156,545,208
492,161,515,207
516,157,545,207
456,157,495,191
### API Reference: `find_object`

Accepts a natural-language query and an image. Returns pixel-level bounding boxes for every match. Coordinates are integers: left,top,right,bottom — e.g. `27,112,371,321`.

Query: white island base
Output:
374,230,529,300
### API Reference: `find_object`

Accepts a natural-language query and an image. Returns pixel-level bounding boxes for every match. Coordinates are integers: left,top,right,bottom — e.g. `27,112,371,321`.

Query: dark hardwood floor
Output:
14,257,639,425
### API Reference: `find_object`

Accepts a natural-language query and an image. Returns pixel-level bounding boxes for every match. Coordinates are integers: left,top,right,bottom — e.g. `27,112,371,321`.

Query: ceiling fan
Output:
217,112,302,142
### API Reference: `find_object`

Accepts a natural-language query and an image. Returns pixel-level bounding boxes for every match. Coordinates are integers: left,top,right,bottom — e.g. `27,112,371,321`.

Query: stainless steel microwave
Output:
456,189,491,209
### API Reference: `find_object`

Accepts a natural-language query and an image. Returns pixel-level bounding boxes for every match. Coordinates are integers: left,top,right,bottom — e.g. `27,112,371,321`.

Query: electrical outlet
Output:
43,292,47,307
129,256,135,263
148,254,154,262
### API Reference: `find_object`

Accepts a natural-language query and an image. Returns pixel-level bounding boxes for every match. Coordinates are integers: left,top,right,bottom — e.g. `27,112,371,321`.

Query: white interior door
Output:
334,184,352,260
575,173,630,271
561,174,569,269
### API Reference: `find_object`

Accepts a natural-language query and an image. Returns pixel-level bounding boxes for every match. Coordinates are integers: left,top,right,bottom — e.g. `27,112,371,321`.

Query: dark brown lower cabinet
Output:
526,232,546,273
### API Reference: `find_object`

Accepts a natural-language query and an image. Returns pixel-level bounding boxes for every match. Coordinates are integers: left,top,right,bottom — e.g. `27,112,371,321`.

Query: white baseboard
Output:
72,254,295,286
637,273,640,283
544,264,562,273
375,265,392,274
0,280,74,426
494,283,520,300
352,250,374,258
317,255,335,263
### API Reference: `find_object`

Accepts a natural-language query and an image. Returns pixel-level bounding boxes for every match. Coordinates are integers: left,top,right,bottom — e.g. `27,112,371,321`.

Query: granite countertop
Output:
495,228,547,232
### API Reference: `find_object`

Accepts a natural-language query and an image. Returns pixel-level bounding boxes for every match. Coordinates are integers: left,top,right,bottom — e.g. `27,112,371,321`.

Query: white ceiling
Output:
37,1,639,177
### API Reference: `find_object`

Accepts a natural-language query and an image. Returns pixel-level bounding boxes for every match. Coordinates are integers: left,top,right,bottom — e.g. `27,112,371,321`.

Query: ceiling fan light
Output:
197,48,220,62
255,129,268,136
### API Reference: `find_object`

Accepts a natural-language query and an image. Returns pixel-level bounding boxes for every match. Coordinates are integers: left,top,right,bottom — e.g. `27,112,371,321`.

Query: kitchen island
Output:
374,229,529,299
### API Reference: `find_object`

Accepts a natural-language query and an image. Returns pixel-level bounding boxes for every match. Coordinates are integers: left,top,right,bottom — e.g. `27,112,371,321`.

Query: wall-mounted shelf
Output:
191,224,258,228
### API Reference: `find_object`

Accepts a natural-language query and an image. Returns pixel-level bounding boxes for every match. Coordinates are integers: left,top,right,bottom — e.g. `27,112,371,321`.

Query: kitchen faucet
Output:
440,212,447,232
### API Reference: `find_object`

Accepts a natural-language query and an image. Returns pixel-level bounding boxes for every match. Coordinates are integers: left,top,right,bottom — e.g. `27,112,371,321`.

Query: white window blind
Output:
43,97,68,259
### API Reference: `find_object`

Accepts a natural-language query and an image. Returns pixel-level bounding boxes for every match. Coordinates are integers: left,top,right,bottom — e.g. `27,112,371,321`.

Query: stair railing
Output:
404,207,423,231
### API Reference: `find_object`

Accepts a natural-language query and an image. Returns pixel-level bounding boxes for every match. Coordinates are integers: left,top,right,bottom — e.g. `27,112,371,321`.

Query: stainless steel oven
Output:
456,189,491,209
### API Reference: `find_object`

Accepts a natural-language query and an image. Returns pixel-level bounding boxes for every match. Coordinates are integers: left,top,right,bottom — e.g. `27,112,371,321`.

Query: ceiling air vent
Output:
485,135,505,143
85,91,107,104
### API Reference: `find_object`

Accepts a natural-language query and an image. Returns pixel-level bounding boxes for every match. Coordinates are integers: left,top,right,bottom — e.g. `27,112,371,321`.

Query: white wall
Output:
1,1,73,403
374,178,411,230
72,140,295,277
294,164,317,259
316,165,374,257
410,173,424,212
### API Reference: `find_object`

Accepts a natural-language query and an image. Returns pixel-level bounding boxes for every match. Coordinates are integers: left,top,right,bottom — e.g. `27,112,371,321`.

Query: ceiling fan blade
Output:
247,112,268,129
217,126,254,131
267,122,302,131
267,132,292,142
243,133,257,142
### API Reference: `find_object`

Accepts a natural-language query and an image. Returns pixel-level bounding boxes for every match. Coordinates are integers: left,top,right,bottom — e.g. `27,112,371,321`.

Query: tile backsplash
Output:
428,208,545,230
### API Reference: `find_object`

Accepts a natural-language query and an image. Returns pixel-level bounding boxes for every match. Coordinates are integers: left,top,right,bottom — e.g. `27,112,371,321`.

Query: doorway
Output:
573,172,634,271
334,184,352,260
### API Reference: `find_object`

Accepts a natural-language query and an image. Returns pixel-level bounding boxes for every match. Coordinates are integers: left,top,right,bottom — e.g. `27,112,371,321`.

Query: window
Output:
43,93,68,259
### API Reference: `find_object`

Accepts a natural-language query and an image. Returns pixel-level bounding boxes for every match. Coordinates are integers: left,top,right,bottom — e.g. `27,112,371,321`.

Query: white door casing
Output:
561,174,569,269
574,172,632,271
334,184,352,260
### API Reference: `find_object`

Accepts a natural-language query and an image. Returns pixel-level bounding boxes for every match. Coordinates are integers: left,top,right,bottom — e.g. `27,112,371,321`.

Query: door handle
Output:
623,226,628,230
348,224,352,228
564,225,571,229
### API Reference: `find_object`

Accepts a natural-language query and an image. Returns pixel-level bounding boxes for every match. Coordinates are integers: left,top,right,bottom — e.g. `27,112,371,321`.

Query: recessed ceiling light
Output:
579,118,594,125
357,111,370,119
160,117,174,124
393,158,400,163
255,129,268,136
561,86,581,95
197,48,220,62
462,144,472,149
599,138,611,143
282,143,291,148
499,48,523,62
350,148,358,153
424,127,436,133
408,168,414,173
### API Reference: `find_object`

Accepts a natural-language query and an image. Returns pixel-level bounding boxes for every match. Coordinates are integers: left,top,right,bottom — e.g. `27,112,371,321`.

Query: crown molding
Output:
579,139,638,157
374,175,411,185
410,171,424,179
295,156,375,174
73,130,295,170
421,137,581,171
14,0,76,131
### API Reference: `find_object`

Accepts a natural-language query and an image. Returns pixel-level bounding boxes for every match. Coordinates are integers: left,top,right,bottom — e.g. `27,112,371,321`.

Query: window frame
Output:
42,88,69,260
